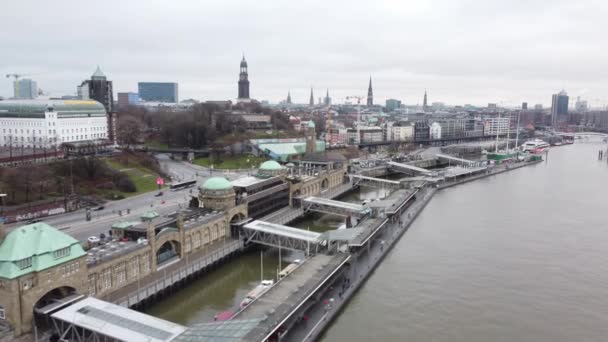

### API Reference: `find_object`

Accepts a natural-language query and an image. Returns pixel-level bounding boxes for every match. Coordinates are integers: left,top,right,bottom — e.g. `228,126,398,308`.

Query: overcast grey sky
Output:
2,0,607,107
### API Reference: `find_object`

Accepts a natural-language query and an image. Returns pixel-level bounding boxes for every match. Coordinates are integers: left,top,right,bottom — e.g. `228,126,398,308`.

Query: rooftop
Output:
87,240,148,266
0,222,86,279
201,177,233,191
0,99,106,118
259,160,283,171
51,297,186,342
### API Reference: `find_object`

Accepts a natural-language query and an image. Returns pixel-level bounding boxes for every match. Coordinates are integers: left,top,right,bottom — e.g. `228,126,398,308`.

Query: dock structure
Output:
302,196,371,218
242,220,324,252
435,153,478,166
349,174,403,190
387,161,432,175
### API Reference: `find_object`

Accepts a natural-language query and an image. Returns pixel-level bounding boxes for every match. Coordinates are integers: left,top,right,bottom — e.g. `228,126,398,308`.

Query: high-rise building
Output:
138,82,178,103
551,90,569,126
385,99,402,112
367,77,373,106
13,79,38,99
305,121,316,154
237,55,250,100
522,102,528,110
78,66,113,113
117,92,140,108
575,96,588,112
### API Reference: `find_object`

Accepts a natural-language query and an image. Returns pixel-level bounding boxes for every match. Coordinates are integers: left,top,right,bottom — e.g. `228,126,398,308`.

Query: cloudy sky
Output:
2,0,607,107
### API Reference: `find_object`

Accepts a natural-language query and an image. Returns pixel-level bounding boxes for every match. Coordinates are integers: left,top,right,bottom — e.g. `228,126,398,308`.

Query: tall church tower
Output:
238,55,250,100
423,89,428,112
286,91,292,104
309,87,314,106
367,76,373,106
306,121,316,154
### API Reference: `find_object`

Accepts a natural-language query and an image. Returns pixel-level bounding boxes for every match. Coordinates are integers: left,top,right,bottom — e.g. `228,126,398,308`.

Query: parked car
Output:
87,236,101,244
93,206,105,211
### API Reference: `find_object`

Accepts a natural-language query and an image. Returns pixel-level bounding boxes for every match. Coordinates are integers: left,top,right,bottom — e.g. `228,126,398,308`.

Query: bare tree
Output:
117,115,146,149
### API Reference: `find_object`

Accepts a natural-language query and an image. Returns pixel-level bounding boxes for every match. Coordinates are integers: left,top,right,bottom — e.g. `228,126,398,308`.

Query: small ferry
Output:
239,280,274,308
522,139,550,153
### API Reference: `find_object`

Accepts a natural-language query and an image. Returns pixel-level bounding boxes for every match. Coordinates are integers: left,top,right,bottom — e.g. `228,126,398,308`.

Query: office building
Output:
522,102,528,110
385,99,402,112
414,122,430,141
0,100,108,148
551,90,569,126
483,117,510,136
78,67,113,113
117,92,140,108
138,82,179,103
575,97,588,112
13,79,38,99
430,122,442,140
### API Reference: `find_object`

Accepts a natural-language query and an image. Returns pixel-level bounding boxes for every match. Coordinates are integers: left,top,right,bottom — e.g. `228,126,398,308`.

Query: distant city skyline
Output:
2,0,607,107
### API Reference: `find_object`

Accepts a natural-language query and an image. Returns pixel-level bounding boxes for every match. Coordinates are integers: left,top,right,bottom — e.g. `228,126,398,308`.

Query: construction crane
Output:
5,73,30,81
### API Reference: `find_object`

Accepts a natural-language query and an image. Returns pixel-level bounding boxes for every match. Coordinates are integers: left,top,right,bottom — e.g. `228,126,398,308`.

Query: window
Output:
53,247,70,259
101,269,112,291
15,257,32,270
115,263,126,285
0,306,5,320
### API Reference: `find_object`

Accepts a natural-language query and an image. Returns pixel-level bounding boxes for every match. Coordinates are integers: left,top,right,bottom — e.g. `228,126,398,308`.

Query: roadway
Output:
7,155,252,242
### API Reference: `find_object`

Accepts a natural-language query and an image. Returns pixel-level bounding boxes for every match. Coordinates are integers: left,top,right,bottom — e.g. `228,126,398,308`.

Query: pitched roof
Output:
91,66,106,79
0,222,86,279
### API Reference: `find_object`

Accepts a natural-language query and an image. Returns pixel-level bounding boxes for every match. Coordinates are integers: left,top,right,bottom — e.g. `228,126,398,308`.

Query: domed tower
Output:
258,160,286,177
306,120,316,154
199,177,236,211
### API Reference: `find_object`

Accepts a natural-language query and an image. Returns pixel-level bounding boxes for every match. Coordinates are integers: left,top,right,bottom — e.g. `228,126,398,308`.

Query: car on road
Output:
87,236,101,244
25,219,41,224
93,206,105,211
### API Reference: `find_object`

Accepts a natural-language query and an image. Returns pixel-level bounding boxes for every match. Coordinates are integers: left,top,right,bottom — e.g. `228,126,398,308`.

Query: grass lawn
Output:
102,158,165,198
193,155,268,169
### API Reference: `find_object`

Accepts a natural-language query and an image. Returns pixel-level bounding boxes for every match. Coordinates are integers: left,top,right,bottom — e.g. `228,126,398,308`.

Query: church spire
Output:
367,76,373,106
309,87,314,106
286,91,292,104
324,89,331,106
238,54,250,100
423,89,428,111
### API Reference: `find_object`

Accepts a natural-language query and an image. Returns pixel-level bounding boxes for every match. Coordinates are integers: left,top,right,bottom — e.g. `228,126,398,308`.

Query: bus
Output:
169,180,197,190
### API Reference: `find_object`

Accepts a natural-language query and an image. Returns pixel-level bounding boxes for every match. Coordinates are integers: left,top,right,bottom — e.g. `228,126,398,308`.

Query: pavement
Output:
6,154,252,242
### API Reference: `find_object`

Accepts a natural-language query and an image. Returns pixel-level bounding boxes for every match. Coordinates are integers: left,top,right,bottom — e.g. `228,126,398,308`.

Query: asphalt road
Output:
7,154,252,242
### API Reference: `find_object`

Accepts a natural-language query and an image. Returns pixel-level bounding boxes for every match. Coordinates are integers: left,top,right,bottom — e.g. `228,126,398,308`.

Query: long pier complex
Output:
0,150,543,342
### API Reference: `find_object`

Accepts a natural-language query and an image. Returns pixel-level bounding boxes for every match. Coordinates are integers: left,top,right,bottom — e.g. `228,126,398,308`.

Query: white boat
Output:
522,139,550,153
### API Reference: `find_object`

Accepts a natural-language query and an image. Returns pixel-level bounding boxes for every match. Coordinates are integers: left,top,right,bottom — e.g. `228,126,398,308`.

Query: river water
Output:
321,141,608,342
147,141,608,342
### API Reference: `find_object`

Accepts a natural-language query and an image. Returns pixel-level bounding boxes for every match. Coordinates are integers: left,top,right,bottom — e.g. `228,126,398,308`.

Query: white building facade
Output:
430,122,442,140
0,100,108,148
483,117,510,136
390,124,414,141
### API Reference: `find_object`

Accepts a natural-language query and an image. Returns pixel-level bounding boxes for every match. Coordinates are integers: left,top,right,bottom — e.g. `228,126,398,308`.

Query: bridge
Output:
435,153,478,166
302,197,371,218
387,161,432,175
349,174,402,190
242,220,325,252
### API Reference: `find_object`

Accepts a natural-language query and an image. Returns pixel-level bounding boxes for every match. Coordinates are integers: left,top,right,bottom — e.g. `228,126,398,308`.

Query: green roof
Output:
91,66,106,79
259,141,326,162
308,121,316,128
141,211,160,221
201,177,233,190
259,160,283,171
0,222,86,279
111,220,141,229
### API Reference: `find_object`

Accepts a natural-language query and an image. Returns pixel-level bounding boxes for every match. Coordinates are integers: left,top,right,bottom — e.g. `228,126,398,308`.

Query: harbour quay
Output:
0,151,542,342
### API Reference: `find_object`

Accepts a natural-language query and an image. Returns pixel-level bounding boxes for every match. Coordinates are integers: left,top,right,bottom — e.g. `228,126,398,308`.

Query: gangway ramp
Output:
302,196,370,218
436,153,477,166
350,174,402,189
387,161,432,175
243,220,324,251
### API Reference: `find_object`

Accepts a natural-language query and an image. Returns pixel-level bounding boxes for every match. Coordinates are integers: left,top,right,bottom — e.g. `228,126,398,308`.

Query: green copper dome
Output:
259,160,283,171
201,177,233,190
0,222,86,279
